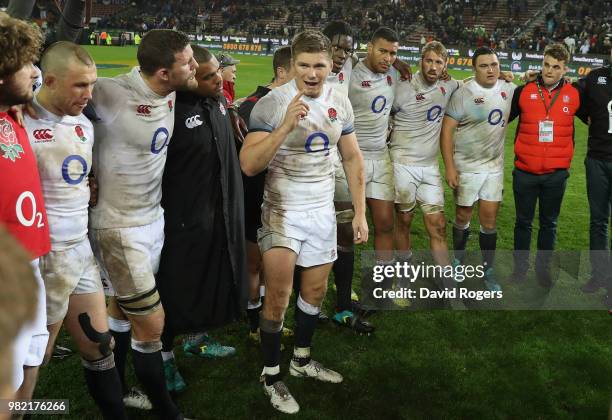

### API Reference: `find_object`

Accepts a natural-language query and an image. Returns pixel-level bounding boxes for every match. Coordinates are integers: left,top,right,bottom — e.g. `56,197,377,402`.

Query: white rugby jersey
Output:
25,96,94,250
445,79,516,172
390,72,461,166
348,60,397,159
89,67,176,229
249,79,354,211
326,59,352,97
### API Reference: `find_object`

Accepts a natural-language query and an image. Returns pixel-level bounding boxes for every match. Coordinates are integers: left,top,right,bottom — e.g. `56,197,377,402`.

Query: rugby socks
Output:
107,316,131,394
294,295,320,365
131,340,180,419
260,317,283,386
292,266,302,297
247,300,262,333
479,226,497,269
452,222,471,263
333,245,354,312
82,354,127,420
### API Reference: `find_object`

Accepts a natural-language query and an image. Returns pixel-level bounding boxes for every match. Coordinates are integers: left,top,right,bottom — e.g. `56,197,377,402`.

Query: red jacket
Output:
510,78,580,174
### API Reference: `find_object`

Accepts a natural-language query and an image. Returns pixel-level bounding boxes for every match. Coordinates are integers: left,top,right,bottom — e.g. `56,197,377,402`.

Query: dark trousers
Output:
513,168,569,270
585,156,612,280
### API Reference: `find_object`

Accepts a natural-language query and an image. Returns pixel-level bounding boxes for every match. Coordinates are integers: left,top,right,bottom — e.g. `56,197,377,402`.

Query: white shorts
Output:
393,163,444,213
336,155,394,201
40,238,102,325
90,217,164,314
11,259,49,391
455,171,504,206
258,204,337,268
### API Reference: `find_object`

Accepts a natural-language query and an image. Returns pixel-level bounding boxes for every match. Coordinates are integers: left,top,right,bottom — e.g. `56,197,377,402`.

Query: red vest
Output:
0,113,50,259
514,80,580,174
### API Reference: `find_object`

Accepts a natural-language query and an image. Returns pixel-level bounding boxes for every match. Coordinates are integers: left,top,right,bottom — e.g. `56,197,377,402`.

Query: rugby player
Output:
25,42,126,419
88,29,197,419
0,12,49,407
391,41,461,280
240,30,368,414
440,47,517,292
238,46,296,342
345,27,399,296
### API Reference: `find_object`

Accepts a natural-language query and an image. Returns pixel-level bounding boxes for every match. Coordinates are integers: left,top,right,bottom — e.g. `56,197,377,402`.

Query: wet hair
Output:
137,29,191,76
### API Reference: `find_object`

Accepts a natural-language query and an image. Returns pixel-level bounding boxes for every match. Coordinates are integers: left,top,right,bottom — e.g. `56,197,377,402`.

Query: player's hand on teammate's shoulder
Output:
500,71,514,82
352,214,369,244
395,60,413,81
280,90,309,132
445,165,459,189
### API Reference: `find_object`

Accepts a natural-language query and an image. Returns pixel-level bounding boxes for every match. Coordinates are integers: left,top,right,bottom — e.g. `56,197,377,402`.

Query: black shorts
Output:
244,171,266,243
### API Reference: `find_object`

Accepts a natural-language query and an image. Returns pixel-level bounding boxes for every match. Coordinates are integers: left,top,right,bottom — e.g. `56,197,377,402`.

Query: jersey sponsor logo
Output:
219,102,226,115
598,76,607,85
416,93,426,101
150,127,170,154
563,95,570,103
74,125,87,143
488,109,504,126
0,118,24,162
387,75,393,86
32,129,54,142
338,72,344,84
62,154,88,185
137,104,152,116
474,97,485,105
426,105,443,122
305,132,330,154
185,115,203,129
361,81,372,88
371,95,387,113
328,107,337,122
530,93,538,100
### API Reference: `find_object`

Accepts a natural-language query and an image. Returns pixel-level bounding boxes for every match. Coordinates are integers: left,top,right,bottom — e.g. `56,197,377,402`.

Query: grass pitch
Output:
34,46,612,419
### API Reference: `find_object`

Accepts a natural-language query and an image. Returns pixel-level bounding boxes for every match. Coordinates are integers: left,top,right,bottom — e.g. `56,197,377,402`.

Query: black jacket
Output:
157,91,247,333
575,66,612,161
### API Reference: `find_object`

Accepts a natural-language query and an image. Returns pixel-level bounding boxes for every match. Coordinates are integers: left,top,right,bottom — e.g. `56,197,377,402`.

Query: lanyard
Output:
536,81,562,118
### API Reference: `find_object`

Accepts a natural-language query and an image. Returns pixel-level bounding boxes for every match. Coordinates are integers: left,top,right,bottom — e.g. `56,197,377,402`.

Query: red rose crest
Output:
75,125,87,143
168,100,173,111
0,118,24,162
338,72,344,83
501,91,507,100
387,75,393,86
328,107,338,122
440,86,446,95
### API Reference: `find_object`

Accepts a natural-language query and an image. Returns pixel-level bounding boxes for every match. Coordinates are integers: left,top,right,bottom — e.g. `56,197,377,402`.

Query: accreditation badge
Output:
538,119,554,143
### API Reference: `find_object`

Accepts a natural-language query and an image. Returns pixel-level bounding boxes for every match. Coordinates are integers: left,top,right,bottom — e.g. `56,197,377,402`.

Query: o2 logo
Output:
427,105,443,123
62,155,88,185
15,191,44,228
371,95,387,114
150,127,170,154
305,132,330,153
488,109,505,127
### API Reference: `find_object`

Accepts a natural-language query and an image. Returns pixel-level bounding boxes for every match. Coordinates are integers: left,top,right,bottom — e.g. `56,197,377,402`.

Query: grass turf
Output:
34,46,612,419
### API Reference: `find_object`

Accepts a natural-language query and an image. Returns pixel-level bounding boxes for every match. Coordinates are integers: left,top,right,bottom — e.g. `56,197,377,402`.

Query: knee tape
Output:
131,339,162,354
81,353,115,371
297,294,321,316
259,317,284,333
480,226,497,234
116,287,161,316
421,203,444,214
335,208,355,224
78,312,113,357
